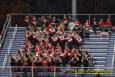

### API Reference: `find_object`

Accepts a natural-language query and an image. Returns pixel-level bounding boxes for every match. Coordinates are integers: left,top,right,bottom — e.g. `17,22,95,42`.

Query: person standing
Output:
98,18,105,31
92,18,98,33
105,18,112,32
24,15,29,30
84,19,90,38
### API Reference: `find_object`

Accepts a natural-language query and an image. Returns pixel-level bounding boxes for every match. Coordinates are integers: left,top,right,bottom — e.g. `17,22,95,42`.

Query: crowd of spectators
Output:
10,15,112,72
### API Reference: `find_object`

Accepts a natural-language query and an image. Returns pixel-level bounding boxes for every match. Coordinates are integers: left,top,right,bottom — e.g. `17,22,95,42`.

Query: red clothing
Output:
84,20,90,27
98,21,105,27
41,16,45,23
63,51,68,57
63,18,68,24
47,23,51,31
105,21,112,27
51,19,55,25
24,31,29,49
35,47,40,52
49,65,55,72
25,16,29,23
32,17,36,25
75,20,80,26
42,60,48,67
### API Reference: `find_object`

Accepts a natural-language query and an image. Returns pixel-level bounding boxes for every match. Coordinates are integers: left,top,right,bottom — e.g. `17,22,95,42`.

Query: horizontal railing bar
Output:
11,13,115,16
1,66,115,68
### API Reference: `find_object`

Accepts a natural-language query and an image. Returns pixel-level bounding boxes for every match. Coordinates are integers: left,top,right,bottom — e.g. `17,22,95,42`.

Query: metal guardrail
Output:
0,66,115,77
1,25,17,77
0,14,10,51
10,13,115,28
3,25,17,66
11,13,115,15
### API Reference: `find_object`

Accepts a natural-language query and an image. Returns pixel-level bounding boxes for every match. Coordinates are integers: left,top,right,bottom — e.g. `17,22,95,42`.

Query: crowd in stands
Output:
10,15,112,71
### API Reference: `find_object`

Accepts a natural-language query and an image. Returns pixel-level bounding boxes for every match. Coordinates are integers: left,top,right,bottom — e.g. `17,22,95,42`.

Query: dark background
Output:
0,0,115,27
1,0,115,15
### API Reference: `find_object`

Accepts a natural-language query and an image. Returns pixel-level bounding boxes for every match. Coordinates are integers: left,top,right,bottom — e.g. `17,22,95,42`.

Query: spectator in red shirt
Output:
42,58,48,67
98,19,105,27
105,18,112,32
75,19,81,32
98,18,105,31
75,19,81,27
84,19,90,29
84,19,90,38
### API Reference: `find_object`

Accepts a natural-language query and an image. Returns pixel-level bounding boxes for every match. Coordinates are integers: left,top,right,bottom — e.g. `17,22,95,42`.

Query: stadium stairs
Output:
83,32,115,68
82,32,114,77
0,27,25,77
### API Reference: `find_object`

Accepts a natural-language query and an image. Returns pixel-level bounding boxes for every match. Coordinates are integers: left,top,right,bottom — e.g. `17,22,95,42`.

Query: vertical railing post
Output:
32,66,33,77
10,13,12,27
75,67,77,77
54,67,56,77
0,13,9,51
10,66,12,77
111,41,115,77
89,14,91,23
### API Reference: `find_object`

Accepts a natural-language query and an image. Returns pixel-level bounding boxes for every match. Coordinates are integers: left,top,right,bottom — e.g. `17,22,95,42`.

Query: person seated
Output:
83,19,91,38
98,18,105,32
100,31,109,39
104,18,112,33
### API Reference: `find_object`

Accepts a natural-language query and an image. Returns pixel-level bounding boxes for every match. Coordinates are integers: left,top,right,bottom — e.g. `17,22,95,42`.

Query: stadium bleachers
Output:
0,27,114,77
0,14,115,77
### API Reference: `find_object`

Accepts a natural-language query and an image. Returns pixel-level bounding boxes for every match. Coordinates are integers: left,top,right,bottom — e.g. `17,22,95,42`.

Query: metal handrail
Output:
0,14,10,51
0,66,114,77
111,41,115,77
12,13,115,15
1,66,115,69
11,13,115,16
0,14,9,40
2,24,17,74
